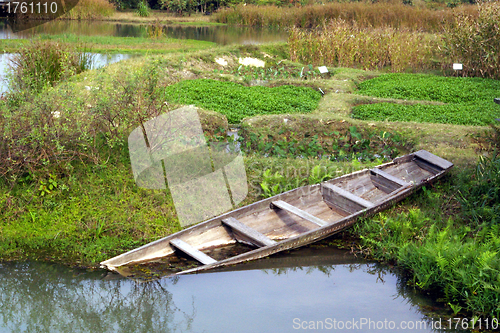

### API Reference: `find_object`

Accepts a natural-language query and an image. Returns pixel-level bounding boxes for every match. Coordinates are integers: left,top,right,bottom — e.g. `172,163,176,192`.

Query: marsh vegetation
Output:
1,0,499,320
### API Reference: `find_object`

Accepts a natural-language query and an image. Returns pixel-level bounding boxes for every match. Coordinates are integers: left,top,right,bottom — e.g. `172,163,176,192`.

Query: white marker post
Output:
453,63,463,76
318,66,329,74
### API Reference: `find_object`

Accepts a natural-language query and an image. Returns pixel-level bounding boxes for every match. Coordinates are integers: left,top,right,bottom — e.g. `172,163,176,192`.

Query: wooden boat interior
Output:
101,150,453,276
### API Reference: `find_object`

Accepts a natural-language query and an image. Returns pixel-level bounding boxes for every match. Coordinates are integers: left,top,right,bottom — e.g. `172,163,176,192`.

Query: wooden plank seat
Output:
321,183,374,214
222,217,276,247
270,200,328,227
413,150,454,174
170,238,217,265
370,168,410,193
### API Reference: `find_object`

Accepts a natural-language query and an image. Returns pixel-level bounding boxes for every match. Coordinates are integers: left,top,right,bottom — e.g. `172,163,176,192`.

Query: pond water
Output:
0,20,288,45
0,247,465,333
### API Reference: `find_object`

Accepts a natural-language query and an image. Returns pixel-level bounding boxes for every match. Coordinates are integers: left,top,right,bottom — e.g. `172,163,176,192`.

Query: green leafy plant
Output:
161,79,322,123
136,0,150,17
352,73,500,126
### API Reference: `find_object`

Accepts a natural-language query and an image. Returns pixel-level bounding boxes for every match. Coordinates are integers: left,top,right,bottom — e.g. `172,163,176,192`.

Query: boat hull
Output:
100,150,453,277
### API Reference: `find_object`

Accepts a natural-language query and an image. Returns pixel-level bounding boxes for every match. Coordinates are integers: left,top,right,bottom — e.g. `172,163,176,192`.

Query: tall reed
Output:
443,1,500,79
215,2,477,32
7,41,92,98
288,19,438,72
63,0,115,20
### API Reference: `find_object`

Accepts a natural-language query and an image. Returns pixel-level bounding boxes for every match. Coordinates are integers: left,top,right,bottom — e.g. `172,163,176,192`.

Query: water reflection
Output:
0,263,193,332
0,20,287,45
0,247,463,333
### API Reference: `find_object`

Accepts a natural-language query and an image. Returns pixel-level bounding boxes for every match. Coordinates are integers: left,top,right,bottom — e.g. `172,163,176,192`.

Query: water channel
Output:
0,246,463,333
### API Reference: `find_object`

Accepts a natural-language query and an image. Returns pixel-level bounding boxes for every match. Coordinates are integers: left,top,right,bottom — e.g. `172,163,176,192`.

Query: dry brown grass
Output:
288,19,439,72
215,2,478,32
64,0,115,19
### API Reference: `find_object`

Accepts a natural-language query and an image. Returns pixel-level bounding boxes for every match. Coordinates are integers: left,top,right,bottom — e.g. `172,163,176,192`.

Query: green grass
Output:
351,154,500,317
161,79,322,123
0,162,181,264
352,74,500,126
1,34,216,54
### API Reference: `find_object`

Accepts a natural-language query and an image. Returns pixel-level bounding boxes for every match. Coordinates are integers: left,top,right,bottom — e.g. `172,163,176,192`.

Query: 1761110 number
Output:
5,2,58,14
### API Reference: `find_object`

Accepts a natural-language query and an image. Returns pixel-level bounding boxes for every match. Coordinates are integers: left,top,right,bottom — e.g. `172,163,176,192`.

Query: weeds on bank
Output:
353,153,500,317
289,19,438,72
5,41,93,103
63,0,115,19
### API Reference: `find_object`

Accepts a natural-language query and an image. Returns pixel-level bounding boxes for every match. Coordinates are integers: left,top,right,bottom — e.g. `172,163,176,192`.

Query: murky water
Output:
0,247,465,333
0,20,287,45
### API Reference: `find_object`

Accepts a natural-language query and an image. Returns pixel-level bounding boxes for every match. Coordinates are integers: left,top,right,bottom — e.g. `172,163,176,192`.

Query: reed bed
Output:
289,19,438,72
215,2,477,31
63,0,115,20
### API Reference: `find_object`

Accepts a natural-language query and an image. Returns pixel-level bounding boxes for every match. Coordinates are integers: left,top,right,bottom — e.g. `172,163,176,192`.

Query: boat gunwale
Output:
177,165,450,276
100,150,452,274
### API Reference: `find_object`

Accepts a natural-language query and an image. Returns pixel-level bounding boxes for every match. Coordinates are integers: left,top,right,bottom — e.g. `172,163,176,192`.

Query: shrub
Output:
136,0,151,16
443,1,500,79
6,41,92,101
0,60,166,184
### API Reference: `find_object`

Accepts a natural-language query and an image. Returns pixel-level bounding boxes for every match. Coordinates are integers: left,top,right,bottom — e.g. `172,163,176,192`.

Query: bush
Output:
443,1,500,79
136,0,151,16
0,60,166,184
161,79,322,123
288,19,438,72
6,41,92,101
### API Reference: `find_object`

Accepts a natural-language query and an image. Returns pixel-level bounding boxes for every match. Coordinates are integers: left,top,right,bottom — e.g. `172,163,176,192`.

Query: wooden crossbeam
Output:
370,168,410,193
222,217,276,247
170,238,217,265
414,150,453,171
321,183,374,214
270,200,328,227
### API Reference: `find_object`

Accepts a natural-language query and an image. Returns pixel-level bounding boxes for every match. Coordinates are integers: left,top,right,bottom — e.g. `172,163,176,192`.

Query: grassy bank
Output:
349,153,500,317
1,40,499,318
1,34,216,54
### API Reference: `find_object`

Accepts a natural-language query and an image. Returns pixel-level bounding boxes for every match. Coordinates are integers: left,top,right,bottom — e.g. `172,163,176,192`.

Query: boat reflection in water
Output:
0,246,457,333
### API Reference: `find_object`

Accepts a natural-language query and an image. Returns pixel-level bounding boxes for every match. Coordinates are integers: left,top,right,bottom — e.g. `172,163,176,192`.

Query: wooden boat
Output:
100,150,453,277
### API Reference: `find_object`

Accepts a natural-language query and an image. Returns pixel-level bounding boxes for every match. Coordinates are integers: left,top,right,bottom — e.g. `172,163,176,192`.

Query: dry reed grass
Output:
63,0,115,19
215,2,477,32
288,19,439,72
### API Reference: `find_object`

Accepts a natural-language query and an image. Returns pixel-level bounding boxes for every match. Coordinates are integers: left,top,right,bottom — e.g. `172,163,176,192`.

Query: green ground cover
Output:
161,79,322,123
1,40,499,318
352,73,500,126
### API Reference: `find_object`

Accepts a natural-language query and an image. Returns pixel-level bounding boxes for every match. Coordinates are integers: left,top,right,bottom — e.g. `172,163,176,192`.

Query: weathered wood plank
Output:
170,238,217,265
270,200,328,227
321,183,374,214
222,217,276,247
370,168,410,193
414,150,453,170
